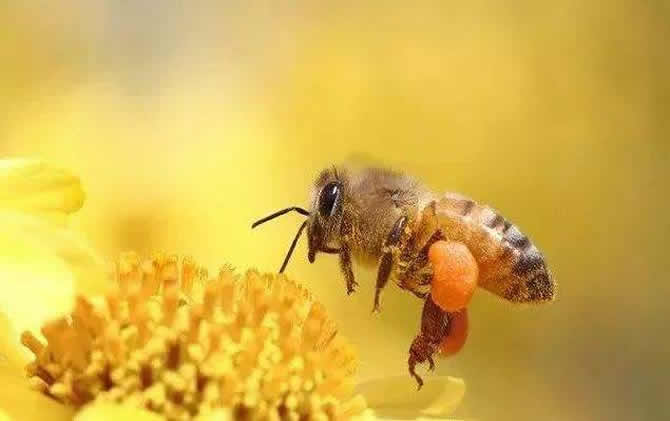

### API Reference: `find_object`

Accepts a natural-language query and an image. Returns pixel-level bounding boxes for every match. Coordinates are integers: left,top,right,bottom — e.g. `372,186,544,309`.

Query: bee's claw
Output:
428,356,435,371
372,290,382,313
409,365,423,390
346,281,358,295
408,356,424,390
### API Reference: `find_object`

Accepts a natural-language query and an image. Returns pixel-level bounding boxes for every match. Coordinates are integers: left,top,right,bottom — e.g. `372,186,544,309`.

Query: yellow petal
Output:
0,221,75,359
0,364,74,421
0,208,106,296
0,159,84,221
356,375,465,419
0,310,26,372
0,159,106,297
74,403,165,421
0,210,107,361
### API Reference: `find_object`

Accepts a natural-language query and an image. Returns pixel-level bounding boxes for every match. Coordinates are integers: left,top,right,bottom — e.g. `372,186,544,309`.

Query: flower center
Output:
22,252,370,420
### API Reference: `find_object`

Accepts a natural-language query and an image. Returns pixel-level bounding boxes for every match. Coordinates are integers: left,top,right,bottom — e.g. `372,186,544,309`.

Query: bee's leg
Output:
408,341,426,389
339,246,358,295
373,252,393,312
373,215,409,312
407,295,450,389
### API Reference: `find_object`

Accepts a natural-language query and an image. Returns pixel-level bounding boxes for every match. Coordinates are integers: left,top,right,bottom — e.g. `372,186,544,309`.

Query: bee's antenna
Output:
279,220,308,273
251,207,309,229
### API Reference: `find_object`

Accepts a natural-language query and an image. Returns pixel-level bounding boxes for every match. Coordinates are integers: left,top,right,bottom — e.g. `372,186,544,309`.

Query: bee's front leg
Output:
407,294,450,389
373,215,408,313
338,246,358,295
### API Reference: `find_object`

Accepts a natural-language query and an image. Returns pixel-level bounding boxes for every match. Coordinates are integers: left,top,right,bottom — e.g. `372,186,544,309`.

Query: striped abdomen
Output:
416,193,555,303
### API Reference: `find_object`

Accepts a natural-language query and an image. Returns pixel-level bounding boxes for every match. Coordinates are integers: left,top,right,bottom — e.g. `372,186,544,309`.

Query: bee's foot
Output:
413,372,424,390
346,281,359,295
408,343,427,390
372,291,383,313
428,355,435,371
408,356,424,390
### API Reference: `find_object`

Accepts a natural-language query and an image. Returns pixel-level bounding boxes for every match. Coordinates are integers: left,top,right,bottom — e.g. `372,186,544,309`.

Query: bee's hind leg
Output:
407,295,450,389
373,215,409,312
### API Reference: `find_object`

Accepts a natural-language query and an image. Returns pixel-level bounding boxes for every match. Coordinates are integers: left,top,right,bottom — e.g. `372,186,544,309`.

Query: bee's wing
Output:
342,152,384,168
422,193,555,303
341,153,424,177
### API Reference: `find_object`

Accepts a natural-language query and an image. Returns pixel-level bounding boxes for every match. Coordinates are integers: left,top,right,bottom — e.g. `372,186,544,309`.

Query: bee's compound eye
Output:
318,182,340,218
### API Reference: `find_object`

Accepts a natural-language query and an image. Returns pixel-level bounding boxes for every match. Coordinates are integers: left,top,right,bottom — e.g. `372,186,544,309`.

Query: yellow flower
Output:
0,160,466,420
24,253,374,419
18,254,464,420
0,159,105,367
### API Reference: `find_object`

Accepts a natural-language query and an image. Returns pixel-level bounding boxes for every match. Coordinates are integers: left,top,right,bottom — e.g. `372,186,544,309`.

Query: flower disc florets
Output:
22,253,370,420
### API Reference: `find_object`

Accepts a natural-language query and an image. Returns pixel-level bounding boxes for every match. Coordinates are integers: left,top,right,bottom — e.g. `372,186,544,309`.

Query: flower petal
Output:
0,159,84,222
0,364,74,421
0,208,107,294
356,375,465,419
0,159,107,297
0,223,76,359
74,403,164,421
0,210,107,361
0,310,26,372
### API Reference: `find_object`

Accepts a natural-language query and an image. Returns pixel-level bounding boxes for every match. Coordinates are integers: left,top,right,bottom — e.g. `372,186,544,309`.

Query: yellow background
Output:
1,2,667,419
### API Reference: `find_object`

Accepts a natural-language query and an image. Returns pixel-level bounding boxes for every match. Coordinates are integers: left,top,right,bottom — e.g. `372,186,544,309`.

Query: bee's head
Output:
307,168,346,263
251,166,346,273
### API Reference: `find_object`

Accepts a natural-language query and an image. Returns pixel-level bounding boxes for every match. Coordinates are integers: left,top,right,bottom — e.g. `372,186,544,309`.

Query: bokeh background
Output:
1,2,668,420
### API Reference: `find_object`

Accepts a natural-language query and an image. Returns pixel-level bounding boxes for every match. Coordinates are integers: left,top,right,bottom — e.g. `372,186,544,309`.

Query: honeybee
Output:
252,165,555,387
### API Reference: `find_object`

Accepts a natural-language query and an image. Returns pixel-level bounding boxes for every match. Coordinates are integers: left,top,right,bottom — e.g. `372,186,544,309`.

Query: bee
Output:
252,165,555,387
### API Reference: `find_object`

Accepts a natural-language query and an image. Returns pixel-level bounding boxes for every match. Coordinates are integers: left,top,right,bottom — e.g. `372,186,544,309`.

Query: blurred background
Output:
1,1,667,419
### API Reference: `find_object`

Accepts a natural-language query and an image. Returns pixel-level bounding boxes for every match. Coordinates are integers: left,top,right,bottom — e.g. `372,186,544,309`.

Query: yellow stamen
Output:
23,254,373,420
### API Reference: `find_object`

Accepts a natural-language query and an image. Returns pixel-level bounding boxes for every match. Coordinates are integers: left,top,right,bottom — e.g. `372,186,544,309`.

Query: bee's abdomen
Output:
427,193,555,303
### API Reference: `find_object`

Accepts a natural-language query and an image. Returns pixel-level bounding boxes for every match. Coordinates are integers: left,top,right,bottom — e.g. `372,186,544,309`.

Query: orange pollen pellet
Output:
439,308,469,356
428,241,479,312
